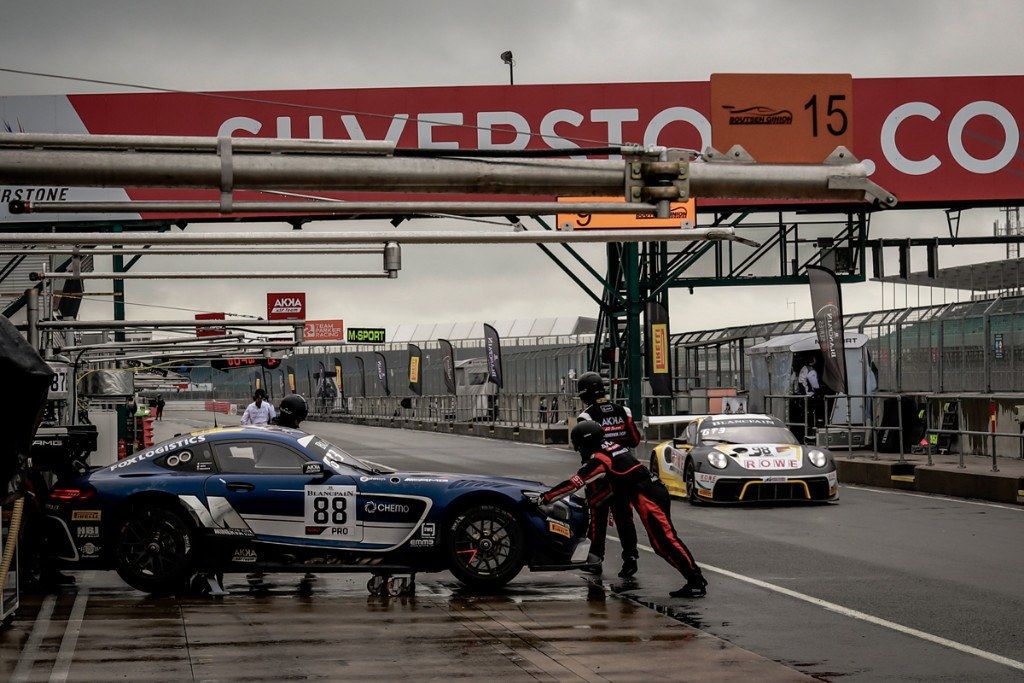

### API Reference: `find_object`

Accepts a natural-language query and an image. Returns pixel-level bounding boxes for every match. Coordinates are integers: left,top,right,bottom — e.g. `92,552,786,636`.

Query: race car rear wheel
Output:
115,504,197,594
684,461,702,506
446,504,524,591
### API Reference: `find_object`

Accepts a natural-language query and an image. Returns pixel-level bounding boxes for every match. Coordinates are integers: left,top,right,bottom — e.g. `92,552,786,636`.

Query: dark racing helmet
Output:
570,420,605,459
278,394,308,428
577,372,607,402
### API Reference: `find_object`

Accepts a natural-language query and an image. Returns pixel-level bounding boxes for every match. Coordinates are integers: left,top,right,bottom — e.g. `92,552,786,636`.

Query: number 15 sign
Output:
710,73,853,164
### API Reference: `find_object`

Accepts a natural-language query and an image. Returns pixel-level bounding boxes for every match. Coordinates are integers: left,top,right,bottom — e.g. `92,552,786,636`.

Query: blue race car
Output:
44,426,591,594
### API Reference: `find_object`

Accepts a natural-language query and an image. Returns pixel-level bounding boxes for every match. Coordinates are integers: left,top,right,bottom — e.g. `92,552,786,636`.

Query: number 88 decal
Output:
312,495,347,524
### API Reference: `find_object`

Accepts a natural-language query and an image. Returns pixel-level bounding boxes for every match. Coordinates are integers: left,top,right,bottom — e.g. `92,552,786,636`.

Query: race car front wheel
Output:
446,504,524,591
684,461,702,506
115,504,197,594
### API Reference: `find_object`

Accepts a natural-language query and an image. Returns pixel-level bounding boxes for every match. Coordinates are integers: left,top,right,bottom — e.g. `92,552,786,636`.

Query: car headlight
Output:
707,450,728,469
807,449,828,467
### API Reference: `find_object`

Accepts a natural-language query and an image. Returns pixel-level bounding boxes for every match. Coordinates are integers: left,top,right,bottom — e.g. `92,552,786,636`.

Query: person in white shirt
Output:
797,357,820,395
241,390,276,425
797,356,824,435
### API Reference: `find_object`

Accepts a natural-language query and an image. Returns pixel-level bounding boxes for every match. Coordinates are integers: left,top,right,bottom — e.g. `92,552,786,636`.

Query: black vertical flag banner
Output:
374,351,390,396
439,339,457,395
644,301,673,396
334,357,345,397
807,265,848,394
408,344,423,396
483,323,503,388
355,355,367,397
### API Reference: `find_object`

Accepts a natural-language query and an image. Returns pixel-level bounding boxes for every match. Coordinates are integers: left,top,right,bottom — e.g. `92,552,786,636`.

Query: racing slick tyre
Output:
446,504,524,591
115,504,198,594
684,460,703,506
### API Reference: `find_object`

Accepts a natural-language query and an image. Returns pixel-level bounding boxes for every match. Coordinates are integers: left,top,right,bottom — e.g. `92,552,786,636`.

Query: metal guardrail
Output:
307,392,582,430
764,391,1024,472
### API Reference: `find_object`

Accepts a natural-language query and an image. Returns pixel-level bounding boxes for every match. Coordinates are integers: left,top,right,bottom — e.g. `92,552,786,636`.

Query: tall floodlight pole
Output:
500,51,514,85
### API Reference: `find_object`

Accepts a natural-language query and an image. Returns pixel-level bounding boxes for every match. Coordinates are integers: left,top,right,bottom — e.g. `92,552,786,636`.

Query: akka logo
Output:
266,292,305,320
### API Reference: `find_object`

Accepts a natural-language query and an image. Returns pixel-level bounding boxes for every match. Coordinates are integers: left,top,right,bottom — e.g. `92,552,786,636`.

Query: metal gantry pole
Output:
623,243,644,418
112,224,126,343
25,286,39,350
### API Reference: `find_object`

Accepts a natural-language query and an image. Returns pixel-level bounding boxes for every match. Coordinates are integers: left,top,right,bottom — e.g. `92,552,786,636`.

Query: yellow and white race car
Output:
645,414,839,505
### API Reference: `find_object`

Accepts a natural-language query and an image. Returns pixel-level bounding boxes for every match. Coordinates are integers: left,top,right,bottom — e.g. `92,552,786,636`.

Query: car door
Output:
203,439,362,545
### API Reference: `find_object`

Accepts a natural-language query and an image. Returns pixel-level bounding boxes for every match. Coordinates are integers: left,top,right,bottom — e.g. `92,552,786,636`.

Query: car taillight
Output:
50,486,96,503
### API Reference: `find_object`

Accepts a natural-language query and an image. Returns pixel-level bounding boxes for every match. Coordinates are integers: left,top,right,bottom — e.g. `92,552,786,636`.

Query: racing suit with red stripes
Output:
542,440,703,583
578,400,640,562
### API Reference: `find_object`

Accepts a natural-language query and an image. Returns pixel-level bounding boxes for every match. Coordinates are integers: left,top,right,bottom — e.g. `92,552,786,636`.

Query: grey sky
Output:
1,0,1022,332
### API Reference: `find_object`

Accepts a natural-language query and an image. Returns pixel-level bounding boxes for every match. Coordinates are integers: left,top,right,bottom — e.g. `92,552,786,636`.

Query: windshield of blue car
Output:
304,435,379,474
699,425,798,445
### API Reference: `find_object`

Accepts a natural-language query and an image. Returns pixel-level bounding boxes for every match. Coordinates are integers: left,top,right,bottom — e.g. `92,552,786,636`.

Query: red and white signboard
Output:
194,312,226,337
3,75,1024,222
266,292,305,321
303,319,345,341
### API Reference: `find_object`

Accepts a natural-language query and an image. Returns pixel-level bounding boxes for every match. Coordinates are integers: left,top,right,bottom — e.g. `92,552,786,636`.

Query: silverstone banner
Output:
644,302,673,396
6,75,1024,225
807,265,848,394
355,355,366,397
483,324,503,389
408,344,423,396
373,351,390,396
439,338,457,395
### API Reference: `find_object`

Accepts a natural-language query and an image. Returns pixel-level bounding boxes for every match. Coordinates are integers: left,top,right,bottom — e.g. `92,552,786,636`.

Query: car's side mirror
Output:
302,462,326,475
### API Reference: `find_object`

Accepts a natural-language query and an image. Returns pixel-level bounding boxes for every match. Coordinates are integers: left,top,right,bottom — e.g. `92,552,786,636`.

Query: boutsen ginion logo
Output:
721,105,793,125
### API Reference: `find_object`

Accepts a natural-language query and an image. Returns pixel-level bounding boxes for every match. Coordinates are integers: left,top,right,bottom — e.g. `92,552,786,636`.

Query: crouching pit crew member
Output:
536,421,707,598
576,372,640,579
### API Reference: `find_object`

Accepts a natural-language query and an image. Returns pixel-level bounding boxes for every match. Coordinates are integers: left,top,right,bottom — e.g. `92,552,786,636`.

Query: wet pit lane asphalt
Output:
4,412,1023,681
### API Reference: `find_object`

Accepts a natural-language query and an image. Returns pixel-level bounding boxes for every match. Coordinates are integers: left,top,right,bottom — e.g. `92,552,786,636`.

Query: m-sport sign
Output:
267,292,305,321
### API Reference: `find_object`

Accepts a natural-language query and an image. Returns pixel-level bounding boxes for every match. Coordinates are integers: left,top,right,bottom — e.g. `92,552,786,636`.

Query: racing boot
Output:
617,556,638,579
669,574,708,598
580,553,603,575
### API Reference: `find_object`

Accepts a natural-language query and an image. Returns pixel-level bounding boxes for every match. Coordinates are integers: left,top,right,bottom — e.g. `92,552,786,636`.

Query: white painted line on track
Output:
11,594,56,682
840,483,1024,512
612,537,1024,674
49,588,89,683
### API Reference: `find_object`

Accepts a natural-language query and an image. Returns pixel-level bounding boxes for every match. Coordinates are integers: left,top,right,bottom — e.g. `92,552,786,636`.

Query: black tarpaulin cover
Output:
0,315,53,491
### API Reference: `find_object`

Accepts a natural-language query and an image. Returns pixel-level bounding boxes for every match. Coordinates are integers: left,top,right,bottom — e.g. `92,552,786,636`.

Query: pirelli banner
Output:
286,365,297,394
439,339,457,395
334,357,344,397
408,344,423,396
645,302,673,396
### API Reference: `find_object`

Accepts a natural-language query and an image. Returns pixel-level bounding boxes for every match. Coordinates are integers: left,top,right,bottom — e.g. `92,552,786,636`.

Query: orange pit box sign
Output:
557,196,695,230
303,320,345,342
710,73,853,164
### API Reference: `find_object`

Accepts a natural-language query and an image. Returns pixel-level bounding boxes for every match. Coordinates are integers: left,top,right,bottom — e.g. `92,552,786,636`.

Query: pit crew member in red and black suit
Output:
576,372,640,579
538,421,707,598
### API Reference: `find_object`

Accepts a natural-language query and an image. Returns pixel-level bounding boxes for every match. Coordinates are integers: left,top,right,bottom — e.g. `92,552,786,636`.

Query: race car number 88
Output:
311,495,347,524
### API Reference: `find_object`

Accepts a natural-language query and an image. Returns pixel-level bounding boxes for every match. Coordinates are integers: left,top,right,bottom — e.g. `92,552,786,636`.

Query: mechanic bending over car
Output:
536,421,708,598
575,372,640,579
